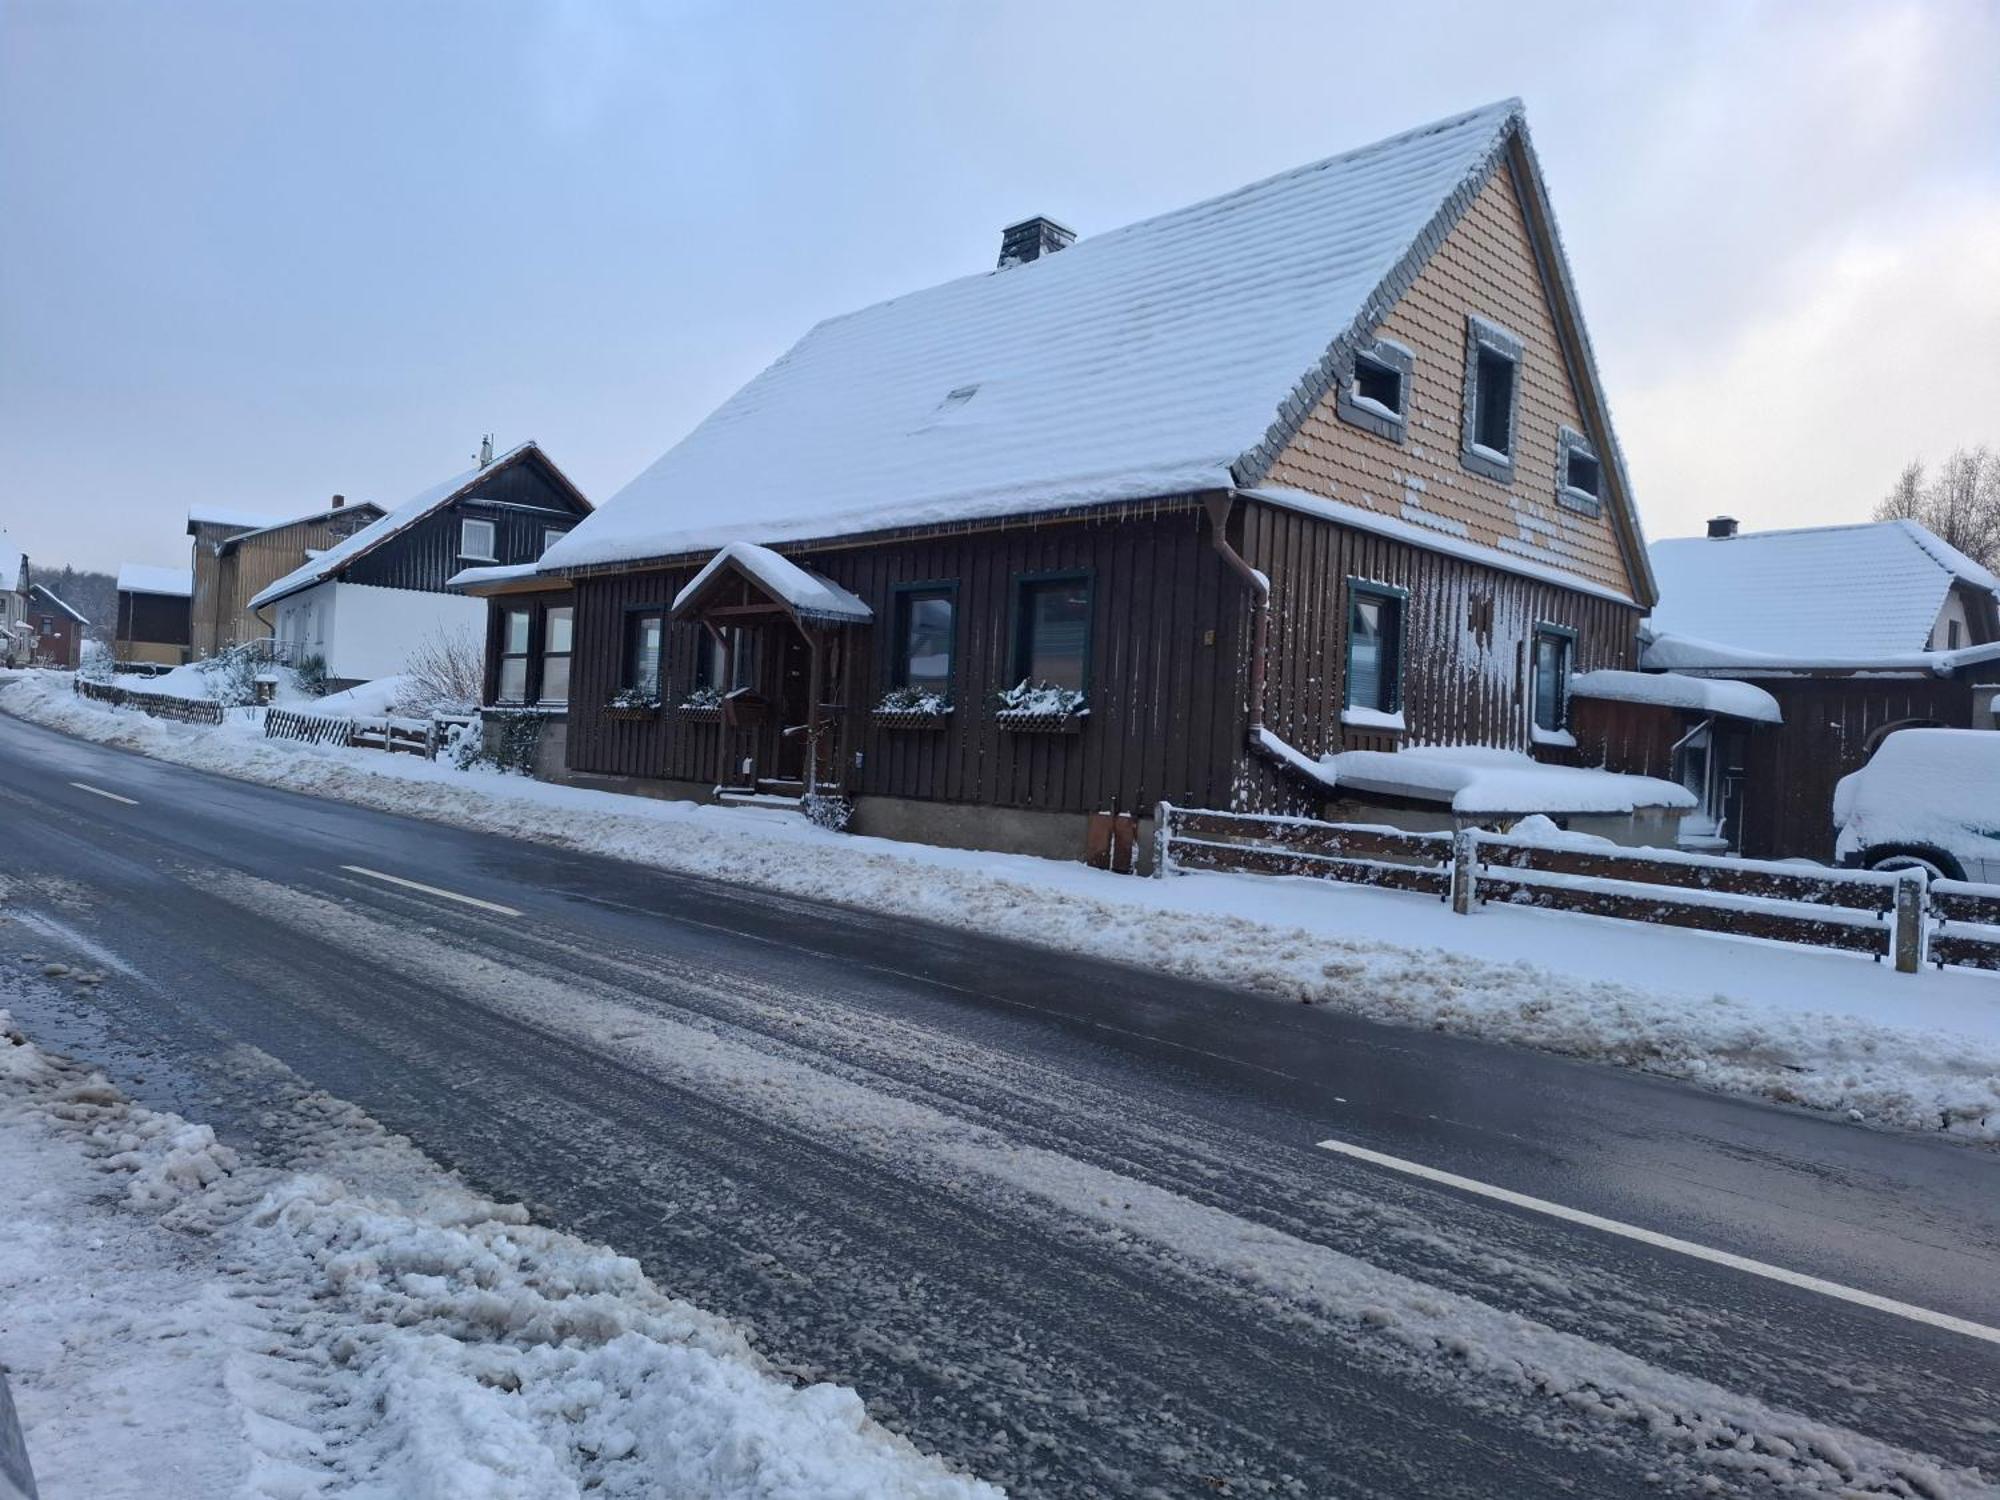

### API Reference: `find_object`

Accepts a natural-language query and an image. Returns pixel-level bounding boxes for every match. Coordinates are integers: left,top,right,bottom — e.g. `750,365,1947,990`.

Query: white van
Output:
1832,728,2000,883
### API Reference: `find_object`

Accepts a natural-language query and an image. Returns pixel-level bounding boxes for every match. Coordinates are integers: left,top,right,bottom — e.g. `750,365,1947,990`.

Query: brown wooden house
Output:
113,564,193,666
1635,517,2000,860
475,101,1692,861
25,583,87,669
187,497,384,659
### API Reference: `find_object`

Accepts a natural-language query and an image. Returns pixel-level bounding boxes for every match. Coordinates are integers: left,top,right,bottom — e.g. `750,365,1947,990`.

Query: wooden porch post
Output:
802,623,824,795
704,619,732,789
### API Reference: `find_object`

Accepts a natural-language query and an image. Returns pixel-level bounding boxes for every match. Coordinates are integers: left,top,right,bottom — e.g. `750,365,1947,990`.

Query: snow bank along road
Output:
2,711,1997,1498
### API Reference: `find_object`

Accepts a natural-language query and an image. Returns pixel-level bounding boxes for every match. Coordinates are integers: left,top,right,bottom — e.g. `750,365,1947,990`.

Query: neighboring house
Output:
248,440,590,690
187,496,384,658
114,564,194,666
25,583,87,668
1634,516,2000,860
0,533,27,668
495,100,1692,861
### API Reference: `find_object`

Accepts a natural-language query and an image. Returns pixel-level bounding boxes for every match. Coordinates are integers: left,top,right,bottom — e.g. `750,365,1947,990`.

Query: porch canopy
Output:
1569,668,1782,724
670,542,871,627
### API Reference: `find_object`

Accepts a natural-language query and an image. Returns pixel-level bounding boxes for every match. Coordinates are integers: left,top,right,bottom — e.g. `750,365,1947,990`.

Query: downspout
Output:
1201,492,1271,744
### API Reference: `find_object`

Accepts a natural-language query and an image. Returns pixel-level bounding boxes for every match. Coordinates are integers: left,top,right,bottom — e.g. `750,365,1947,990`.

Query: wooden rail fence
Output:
73,677,225,725
265,708,475,759
1152,803,1977,974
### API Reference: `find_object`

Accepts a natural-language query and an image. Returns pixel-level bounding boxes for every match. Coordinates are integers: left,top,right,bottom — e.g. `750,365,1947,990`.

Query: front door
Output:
774,627,811,784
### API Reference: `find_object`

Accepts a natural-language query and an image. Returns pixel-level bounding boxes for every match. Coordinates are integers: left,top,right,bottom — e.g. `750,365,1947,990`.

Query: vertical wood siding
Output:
567,504,1252,815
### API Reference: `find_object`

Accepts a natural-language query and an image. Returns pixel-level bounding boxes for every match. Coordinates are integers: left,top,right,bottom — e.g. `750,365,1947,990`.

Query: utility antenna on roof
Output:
477,433,495,468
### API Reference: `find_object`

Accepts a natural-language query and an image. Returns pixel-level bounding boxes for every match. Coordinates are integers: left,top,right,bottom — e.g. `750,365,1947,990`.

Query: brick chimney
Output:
1707,515,1739,539
331,494,345,509
998,216,1075,269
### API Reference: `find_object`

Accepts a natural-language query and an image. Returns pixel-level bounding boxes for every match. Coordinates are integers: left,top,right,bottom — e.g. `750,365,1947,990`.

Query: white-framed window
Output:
542,527,567,556
460,517,497,561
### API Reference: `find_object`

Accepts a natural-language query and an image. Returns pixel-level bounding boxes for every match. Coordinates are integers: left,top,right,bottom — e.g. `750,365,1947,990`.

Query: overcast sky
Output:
3,0,1997,575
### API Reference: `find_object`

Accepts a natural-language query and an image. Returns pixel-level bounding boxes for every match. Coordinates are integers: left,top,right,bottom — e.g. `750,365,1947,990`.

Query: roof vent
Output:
1707,515,1739,539
998,216,1075,269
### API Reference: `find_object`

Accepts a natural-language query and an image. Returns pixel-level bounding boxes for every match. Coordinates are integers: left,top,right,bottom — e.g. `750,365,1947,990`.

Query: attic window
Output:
1556,428,1603,514
460,517,497,561
1461,316,1524,483
1335,339,1414,443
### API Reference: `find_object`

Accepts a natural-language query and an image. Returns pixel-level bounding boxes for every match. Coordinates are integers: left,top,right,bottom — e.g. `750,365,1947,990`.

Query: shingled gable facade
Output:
509,102,1676,861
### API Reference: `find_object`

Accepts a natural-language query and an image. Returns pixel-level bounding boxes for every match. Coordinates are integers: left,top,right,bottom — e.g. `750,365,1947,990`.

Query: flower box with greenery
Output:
676,684,723,722
605,686,662,719
994,680,1089,733
872,685,953,729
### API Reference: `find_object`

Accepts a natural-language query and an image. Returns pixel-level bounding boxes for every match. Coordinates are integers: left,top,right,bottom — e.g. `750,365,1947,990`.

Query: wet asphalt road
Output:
1,709,1996,1497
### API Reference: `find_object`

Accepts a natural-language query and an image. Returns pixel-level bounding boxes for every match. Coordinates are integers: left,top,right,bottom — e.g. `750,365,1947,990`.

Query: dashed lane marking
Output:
338,865,524,917
69,781,139,806
1315,1135,2000,1346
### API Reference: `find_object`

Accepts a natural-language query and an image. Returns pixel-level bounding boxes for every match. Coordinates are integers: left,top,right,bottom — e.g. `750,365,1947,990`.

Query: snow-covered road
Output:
2,710,1997,1496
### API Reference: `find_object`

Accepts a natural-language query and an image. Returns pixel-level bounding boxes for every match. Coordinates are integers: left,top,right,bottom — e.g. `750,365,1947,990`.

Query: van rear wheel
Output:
1864,846,1965,882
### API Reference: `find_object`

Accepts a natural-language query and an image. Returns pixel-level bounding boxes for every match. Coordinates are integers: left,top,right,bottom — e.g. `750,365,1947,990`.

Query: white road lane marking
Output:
338,865,523,917
69,781,139,805
1316,1136,2000,1346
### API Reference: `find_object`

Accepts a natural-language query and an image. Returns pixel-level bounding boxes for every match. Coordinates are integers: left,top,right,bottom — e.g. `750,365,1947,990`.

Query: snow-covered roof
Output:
1331,745,1695,815
1647,520,2000,668
27,583,88,624
211,501,381,551
448,562,541,589
0,532,23,592
547,100,1538,572
116,562,192,597
671,542,873,624
249,442,577,611
188,504,288,531
1569,669,1782,724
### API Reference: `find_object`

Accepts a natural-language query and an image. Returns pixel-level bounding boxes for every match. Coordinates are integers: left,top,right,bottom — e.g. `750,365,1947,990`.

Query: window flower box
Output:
995,680,1089,734
605,689,661,720
873,687,953,730
677,687,723,723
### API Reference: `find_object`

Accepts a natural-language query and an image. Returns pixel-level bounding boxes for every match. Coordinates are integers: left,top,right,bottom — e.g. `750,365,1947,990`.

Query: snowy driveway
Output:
3,712,1998,1497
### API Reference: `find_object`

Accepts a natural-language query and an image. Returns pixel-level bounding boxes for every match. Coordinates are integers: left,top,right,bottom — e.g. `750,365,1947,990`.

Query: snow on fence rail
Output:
1154,803,1937,973
265,707,476,760
73,676,224,725
1927,879,2000,972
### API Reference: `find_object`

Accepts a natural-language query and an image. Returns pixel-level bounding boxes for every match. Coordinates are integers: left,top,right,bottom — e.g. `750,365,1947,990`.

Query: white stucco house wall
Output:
269,580,487,684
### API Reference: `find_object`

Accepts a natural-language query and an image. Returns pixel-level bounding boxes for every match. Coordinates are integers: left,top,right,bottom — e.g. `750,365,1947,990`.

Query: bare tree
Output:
1873,446,2000,569
394,627,485,714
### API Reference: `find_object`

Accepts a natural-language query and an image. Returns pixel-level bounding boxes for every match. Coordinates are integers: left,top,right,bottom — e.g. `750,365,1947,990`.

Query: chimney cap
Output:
1707,515,1739,539
998,215,1076,269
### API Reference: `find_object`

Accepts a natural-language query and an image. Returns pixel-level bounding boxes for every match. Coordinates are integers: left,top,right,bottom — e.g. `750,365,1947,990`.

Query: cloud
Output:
1616,190,2000,540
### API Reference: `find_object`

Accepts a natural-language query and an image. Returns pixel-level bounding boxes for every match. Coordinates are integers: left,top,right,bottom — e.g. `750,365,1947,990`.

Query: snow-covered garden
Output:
3,666,1998,1141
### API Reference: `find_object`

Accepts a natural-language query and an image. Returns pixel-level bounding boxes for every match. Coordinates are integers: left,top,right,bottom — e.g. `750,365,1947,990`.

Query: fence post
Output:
1152,801,1174,877
1893,869,1925,974
1450,826,1478,914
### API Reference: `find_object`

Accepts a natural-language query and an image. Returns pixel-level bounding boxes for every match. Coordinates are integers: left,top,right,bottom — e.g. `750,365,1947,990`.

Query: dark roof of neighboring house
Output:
28,582,88,624
248,441,588,611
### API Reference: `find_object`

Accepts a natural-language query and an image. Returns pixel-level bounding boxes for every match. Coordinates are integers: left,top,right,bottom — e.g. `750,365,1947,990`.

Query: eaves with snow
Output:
543,98,1650,604
1644,519,2000,672
116,562,193,598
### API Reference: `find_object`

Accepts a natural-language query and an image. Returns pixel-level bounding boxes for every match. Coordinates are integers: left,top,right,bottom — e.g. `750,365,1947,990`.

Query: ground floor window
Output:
624,611,663,700
1345,582,1405,714
893,584,956,692
1531,625,1575,733
539,605,573,705
696,626,756,693
498,607,532,703
1013,573,1091,691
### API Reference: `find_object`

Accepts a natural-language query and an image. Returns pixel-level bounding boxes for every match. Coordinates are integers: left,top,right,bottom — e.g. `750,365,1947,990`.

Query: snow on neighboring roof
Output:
27,582,88,624
213,501,383,551
447,562,541,589
249,442,560,611
1569,669,1781,724
116,562,192,597
546,100,1528,571
187,504,288,531
0,531,23,590
1647,519,2000,667
1330,745,1696,815
672,542,873,624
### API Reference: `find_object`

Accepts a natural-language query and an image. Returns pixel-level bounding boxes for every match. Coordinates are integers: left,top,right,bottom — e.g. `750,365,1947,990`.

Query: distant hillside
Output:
29,565,116,641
